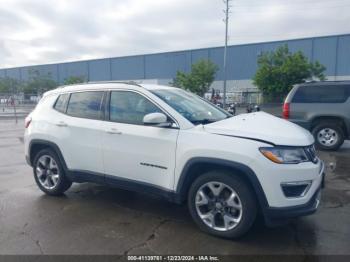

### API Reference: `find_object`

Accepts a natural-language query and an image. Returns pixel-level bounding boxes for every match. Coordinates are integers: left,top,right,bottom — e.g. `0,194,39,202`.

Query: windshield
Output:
151,88,231,125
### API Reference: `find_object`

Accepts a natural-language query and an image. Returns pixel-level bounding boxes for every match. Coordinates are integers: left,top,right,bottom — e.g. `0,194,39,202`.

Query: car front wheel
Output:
188,171,257,239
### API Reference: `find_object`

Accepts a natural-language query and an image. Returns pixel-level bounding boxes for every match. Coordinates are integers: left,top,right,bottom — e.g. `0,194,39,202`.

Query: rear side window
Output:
292,85,349,103
54,94,69,113
66,91,104,120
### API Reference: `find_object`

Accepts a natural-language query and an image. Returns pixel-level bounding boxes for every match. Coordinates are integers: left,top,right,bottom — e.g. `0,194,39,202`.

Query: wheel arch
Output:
29,139,68,171
175,157,269,210
310,115,348,138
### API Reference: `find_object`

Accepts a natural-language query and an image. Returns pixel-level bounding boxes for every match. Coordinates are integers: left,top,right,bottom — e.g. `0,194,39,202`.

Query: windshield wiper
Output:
192,119,217,125
192,115,233,125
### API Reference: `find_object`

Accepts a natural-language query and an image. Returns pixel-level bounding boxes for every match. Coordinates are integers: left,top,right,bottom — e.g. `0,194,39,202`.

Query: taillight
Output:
282,102,290,119
25,116,32,128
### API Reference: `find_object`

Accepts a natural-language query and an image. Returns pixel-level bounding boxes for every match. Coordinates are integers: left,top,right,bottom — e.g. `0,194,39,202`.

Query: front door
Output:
102,90,179,190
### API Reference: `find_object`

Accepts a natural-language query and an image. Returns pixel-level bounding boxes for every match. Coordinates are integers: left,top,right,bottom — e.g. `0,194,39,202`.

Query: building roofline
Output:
1,33,350,71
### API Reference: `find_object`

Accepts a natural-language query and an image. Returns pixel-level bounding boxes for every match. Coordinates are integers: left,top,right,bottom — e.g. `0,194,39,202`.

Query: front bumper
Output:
264,172,324,226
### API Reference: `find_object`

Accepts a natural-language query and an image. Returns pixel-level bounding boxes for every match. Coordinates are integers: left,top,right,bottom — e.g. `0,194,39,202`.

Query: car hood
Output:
203,112,314,146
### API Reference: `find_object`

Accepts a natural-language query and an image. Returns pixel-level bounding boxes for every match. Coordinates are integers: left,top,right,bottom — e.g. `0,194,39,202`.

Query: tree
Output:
173,59,218,96
0,77,23,94
63,76,86,85
24,69,57,95
253,45,326,100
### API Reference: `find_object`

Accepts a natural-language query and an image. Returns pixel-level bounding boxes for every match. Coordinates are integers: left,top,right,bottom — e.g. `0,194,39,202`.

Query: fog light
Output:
281,181,312,198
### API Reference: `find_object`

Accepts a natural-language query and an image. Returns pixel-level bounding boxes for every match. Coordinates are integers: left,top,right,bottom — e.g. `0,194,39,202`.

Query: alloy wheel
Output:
195,181,243,231
35,155,60,190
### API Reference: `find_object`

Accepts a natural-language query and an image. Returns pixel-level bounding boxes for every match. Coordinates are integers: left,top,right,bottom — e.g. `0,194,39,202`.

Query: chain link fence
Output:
0,93,38,121
0,90,285,122
204,91,284,117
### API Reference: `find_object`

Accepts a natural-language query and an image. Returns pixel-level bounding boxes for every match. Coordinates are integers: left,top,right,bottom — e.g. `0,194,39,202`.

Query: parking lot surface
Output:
0,119,349,255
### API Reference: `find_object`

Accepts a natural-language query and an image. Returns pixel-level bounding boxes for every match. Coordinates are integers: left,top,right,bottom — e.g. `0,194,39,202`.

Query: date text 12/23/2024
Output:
127,255,219,261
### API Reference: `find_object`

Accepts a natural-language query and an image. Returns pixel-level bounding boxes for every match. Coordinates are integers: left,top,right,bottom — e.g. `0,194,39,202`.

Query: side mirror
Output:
143,112,172,127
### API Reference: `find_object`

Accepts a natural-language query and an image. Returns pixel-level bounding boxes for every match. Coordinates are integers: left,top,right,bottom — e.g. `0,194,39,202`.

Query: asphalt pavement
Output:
0,119,349,256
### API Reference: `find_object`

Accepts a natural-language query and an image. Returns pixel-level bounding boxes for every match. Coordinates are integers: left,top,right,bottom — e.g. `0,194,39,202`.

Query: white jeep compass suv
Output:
24,82,324,238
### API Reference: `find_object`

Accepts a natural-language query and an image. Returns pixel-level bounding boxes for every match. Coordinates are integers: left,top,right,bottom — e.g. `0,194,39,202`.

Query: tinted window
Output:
109,91,161,125
292,85,350,103
54,94,69,113
67,91,104,119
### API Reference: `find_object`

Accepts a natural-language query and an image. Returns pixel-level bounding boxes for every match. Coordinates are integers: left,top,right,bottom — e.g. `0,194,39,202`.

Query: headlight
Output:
259,147,309,164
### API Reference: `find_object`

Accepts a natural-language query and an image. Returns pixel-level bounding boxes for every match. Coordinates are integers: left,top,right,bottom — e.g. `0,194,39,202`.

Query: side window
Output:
66,91,104,120
109,91,162,125
54,94,69,113
292,85,348,103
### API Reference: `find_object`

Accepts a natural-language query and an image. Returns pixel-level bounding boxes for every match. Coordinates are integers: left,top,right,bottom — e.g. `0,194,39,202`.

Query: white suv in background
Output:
24,82,325,238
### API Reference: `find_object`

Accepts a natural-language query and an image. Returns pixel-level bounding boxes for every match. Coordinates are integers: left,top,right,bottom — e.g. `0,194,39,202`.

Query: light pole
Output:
223,0,231,109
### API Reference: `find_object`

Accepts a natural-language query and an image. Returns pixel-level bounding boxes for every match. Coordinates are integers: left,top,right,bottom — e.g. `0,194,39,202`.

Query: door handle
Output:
106,128,122,135
55,121,68,127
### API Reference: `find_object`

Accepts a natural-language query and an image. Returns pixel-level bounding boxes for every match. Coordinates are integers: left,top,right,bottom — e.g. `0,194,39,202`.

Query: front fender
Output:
175,157,269,210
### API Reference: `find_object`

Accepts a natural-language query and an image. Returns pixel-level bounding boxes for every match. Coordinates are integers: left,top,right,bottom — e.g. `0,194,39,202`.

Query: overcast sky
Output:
0,0,349,68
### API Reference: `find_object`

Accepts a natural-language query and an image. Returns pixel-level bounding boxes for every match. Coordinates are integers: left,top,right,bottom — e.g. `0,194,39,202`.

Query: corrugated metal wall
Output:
1,34,349,84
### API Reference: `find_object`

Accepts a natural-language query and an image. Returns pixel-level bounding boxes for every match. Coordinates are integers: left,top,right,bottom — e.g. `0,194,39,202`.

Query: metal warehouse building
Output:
1,34,350,95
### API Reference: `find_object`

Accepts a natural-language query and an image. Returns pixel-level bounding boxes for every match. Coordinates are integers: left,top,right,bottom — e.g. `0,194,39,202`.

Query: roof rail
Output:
58,80,143,89
87,80,142,87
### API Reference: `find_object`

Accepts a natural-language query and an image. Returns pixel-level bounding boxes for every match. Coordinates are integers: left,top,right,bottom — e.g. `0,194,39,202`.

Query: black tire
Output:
33,148,72,196
188,170,257,239
312,122,344,151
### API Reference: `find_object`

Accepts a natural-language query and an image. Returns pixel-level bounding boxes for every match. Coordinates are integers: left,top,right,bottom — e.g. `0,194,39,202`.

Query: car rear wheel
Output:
33,149,72,195
188,171,257,239
312,122,344,151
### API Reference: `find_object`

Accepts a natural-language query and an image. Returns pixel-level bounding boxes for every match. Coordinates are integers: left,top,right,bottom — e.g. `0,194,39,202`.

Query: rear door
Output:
54,91,106,175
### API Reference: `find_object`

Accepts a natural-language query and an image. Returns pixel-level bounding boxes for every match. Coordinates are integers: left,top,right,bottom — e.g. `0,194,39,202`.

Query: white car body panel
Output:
26,94,105,174
204,112,314,146
24,82,323,212
102,120,179,190
174,125,322,207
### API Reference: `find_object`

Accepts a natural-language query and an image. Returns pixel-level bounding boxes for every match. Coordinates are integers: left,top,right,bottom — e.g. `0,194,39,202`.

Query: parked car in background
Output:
283,81,350,150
